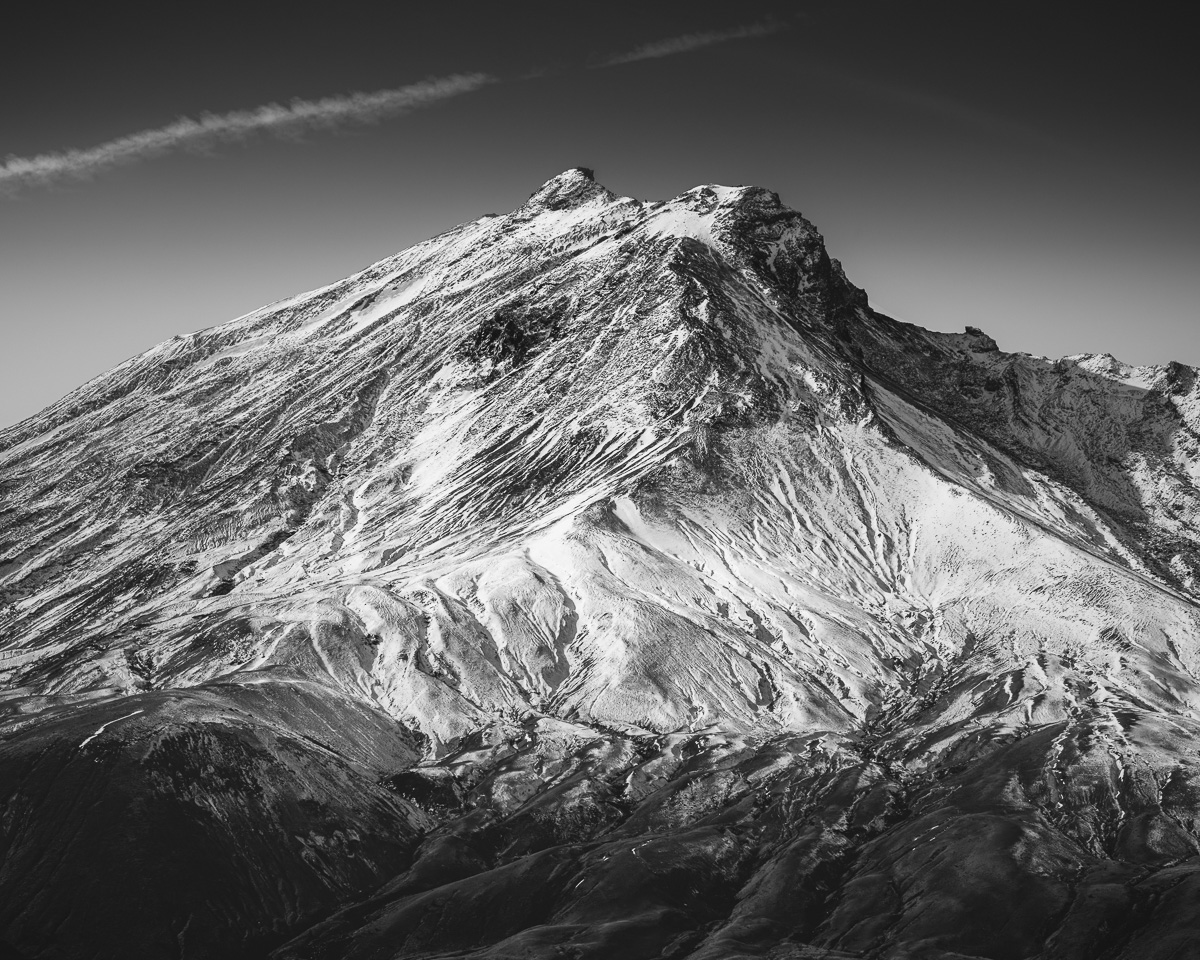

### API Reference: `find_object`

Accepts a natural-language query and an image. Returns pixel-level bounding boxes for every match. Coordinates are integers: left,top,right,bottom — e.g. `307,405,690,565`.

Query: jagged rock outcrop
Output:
1,168,1199,959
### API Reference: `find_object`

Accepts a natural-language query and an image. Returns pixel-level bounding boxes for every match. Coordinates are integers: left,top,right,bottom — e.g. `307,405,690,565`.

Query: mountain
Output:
2,168,1199,960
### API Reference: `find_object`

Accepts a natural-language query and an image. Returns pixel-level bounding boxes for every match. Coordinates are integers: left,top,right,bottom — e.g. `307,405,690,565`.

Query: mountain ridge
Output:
2,170,1200,959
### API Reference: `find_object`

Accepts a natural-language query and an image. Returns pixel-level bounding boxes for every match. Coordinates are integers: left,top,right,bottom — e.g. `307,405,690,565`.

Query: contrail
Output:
1,21,786,197
599,20,785,67
0,73,494,195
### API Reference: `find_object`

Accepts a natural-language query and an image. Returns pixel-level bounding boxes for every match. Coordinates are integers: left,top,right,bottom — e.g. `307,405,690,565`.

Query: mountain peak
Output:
4,169,1200,960
523,166,614,211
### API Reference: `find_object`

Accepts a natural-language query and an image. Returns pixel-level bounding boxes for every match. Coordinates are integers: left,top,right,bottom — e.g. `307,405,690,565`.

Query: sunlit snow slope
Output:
2,169,1200,960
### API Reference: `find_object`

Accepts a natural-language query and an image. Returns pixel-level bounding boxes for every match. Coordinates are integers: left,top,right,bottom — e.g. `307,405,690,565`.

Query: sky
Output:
1,1,1196,428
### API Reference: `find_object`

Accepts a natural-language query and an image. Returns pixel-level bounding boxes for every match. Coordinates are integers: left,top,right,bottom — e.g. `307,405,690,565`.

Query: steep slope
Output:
1,169,1199,960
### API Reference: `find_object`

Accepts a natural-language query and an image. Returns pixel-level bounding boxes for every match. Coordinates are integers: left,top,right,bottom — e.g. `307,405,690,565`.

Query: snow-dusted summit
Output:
2,170,1199,960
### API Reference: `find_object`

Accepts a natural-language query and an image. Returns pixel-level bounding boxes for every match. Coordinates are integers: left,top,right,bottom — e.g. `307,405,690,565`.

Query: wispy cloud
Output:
0,73,493,195
599,20,785,67
1,18,788,197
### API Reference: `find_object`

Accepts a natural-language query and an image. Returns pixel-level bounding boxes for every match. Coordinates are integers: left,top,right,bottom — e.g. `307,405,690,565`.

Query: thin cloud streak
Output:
0,73,493,195
1,20,786,196
600,20,785,67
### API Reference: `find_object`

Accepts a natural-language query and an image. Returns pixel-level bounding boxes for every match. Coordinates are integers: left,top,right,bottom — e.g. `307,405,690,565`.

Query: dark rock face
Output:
1,172,1199,959
458,300,566,370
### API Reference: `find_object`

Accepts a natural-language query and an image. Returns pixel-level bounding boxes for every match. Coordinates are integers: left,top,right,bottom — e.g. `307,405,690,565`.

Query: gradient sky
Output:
1,2,1196,428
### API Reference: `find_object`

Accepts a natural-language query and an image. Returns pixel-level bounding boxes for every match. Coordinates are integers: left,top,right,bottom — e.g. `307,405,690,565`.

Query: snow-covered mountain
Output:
2,169,1199,960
